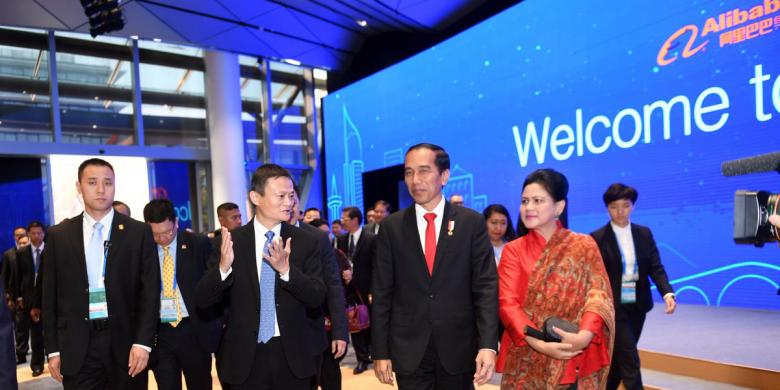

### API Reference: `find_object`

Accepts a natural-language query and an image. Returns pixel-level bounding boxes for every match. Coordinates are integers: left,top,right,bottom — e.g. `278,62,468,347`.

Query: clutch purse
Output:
524,316,579,343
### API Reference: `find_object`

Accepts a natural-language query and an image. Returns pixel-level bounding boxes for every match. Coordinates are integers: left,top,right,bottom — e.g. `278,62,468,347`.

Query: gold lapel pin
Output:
181,244,187,250
118,224,124,231
447,220,455,236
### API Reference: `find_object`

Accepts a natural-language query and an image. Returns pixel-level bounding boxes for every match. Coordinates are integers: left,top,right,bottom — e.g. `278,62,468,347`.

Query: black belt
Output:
88,317,110,331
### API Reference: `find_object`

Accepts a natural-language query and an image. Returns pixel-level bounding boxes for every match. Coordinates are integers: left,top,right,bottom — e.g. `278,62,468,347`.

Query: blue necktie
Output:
86,222,104,288
258,230,276,343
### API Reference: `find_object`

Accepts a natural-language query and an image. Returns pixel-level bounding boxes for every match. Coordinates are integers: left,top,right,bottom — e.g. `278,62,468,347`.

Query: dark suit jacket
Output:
1,248,18,301
154,231,221,353
14,245,40,308
42,212,160,376
298,222,348,342
336,229,376,299
195,221,327,384
0,277,16,389
371,202,498,375
591,222,674,313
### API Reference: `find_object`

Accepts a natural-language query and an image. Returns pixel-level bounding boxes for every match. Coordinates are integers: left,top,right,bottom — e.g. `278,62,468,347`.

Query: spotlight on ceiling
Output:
80,0,125,38
356,19,368,27
282,58,302,66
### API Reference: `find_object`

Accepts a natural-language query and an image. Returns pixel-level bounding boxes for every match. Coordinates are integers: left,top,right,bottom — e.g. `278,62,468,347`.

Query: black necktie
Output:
348,234,355,260
34,248,41,285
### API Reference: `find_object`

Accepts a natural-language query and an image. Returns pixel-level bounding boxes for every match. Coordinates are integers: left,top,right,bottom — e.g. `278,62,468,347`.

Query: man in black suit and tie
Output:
143,199,219,390
13,221,46,376
364,200,391,236
372,143,498,389
590,183,676,390
195,163,327,389
336,206,376,374
42,158,160,389
1,225,26,361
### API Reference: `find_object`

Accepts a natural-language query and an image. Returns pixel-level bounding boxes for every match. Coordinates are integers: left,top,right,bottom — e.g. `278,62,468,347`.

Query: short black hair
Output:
143,199,176,224
112,200,128,208
309,218,329,229
406,143,450,173
217,202,239,216
304,208,321,215
342,206,363,225
603,183,638,205
522,168,569,202
27,221,46,234
78,158,114,182
13,226,26,233
374,200,391,212
331,220,342,226
250,164,293,195
482,204,517,241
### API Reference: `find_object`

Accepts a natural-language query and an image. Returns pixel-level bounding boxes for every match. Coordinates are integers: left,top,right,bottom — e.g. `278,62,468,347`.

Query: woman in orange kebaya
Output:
497,169,614,389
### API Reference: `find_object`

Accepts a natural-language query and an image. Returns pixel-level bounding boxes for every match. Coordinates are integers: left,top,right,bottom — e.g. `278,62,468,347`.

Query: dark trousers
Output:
13,306,28,359
351,328,371,364
395,338,474,390
317,337,345,390
151,318,212,390
62,324,148,390
606,304,646,390
0,305,17,389
229,338,309,390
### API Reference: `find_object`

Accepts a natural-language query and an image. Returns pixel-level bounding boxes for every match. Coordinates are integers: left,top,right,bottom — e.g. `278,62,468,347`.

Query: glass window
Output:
142,103,208,148
56,49,135,144
0,44,52,141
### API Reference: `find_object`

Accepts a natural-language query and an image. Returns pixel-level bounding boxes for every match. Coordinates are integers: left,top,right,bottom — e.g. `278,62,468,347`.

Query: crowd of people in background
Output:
0,142,700,390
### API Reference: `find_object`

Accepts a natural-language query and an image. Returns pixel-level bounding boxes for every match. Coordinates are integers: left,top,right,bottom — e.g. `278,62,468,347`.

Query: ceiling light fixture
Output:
283,58,301,66
356,19,368,27
153,38,162,42
130,35,139,40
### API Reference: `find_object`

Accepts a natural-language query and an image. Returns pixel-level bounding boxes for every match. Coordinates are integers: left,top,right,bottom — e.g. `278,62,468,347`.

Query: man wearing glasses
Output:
143,199,220,390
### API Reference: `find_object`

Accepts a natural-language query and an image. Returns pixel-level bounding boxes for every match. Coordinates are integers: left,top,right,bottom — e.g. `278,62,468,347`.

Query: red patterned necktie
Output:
424,213,437,275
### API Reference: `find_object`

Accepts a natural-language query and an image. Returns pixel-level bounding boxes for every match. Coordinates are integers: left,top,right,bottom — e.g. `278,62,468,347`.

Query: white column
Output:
205,50,248,227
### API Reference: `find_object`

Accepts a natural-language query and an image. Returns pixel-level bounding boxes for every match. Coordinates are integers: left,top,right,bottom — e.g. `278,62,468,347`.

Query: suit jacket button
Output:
429,294,435,299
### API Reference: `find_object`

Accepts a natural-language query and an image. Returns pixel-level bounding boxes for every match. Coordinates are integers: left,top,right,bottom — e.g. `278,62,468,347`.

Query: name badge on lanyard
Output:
89,239,111,319
160,297,179,323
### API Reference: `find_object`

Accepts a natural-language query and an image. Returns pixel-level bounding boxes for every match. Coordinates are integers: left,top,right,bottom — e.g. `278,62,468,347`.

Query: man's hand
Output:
664,295,677,314
127,346,149,377
5,299,14,311
219,228,234,273
332,340,347,359
526,337,582,360
553,328,594,352
30,308,41,323
342,269,353,284
374,359,394,385
16,298,24,310
264,237,291,275
48,356,63,382
473,349,496,386
768,214,780,228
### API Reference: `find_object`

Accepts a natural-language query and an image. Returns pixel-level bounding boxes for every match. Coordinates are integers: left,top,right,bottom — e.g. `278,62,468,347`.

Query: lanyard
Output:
98,227,112,289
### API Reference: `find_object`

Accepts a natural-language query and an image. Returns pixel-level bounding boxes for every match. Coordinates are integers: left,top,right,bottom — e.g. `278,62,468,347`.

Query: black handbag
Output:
524,316,579,343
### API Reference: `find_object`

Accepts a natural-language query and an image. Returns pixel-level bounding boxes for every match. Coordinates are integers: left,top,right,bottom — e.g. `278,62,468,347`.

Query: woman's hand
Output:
552,328,594,352
525,336,582,360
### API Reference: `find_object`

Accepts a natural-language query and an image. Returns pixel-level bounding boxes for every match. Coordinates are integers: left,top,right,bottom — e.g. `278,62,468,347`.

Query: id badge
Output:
621,281,637,304
88,287,109,319
160,297,178,323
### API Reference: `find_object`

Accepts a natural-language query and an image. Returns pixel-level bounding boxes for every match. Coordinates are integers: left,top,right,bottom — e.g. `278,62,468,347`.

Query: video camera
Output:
722,152,780,247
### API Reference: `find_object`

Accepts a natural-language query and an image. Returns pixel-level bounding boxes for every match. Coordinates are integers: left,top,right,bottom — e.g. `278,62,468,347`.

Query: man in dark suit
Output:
336,206,376,374
590,183,676,390
372,143,498,389
42,158,160,389
143,199,219,390
0,275,17,389
364,200,391,236
195,163,327,389
286,190,348,390
1,225,26,360
14,221,46,375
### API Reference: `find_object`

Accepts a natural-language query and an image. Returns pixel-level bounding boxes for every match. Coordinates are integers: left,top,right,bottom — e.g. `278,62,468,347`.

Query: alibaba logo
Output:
656,25,709,66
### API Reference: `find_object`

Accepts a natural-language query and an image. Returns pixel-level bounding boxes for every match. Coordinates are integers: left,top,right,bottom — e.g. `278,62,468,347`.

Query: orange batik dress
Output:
497,223,615,390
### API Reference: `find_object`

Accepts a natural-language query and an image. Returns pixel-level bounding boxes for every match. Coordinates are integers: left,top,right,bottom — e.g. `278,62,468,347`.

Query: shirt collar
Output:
610,221,631,234
32,242,45,252
84,208,115,230
254,217,282,239
415,196,446,219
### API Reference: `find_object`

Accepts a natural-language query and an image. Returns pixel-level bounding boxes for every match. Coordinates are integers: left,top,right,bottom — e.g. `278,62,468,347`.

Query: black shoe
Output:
31,368,43,377
353,361,368,375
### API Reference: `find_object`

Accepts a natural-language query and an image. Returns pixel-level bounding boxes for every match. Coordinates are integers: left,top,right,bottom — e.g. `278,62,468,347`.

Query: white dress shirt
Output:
415,196,446,253
610,222,637,281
